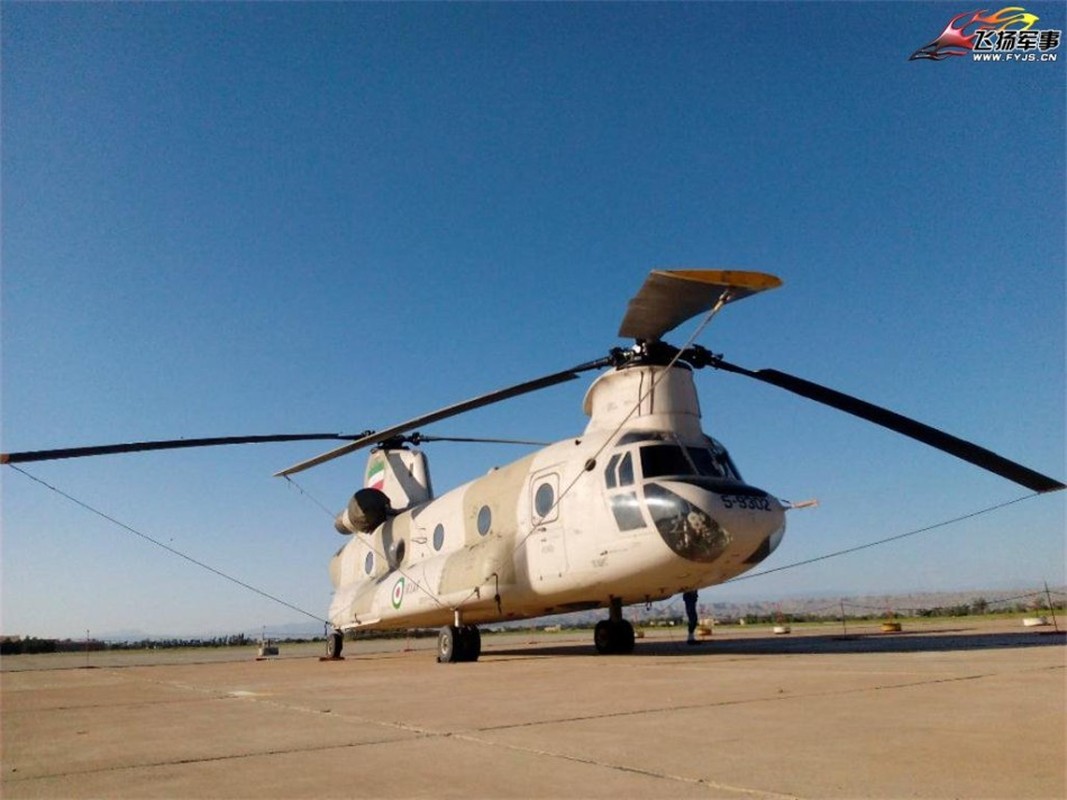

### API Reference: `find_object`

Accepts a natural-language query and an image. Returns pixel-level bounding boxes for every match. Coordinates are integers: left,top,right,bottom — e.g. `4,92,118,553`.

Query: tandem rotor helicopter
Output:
3,270,1063,662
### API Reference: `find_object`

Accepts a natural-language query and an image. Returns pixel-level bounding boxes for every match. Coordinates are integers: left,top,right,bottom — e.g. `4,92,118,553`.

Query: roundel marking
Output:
391,576,406,609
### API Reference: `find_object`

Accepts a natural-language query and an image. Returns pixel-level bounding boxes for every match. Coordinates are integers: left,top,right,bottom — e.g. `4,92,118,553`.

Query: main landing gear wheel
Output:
593,619,635,655
326,631,343,659
461,625,482,661
437,624,481,663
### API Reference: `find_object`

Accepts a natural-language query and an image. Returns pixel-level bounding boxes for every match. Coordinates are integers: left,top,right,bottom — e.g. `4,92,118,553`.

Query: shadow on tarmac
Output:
483,629,1067,659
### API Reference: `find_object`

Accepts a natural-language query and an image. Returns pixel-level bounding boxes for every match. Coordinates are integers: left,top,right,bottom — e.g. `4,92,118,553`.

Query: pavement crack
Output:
4,736,432,783
473,672,995,733
449,731,801,799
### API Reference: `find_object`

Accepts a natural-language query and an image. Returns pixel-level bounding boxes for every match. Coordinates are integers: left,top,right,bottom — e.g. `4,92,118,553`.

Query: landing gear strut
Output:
594,597,635,655
437,613,481,663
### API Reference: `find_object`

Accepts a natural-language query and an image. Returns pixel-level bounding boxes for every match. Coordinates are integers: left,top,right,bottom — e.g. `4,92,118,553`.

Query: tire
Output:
594,620,614,654
326,632,343,659
461,625,481,662
594,620,634,655
437,625,459,663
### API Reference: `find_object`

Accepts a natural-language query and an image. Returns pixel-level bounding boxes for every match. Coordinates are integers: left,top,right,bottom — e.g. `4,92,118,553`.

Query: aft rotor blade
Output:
1,434,355,466
274,358,611,477
712,358,1065,494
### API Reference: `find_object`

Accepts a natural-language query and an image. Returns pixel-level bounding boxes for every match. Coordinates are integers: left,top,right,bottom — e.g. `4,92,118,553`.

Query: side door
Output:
529,468,567,583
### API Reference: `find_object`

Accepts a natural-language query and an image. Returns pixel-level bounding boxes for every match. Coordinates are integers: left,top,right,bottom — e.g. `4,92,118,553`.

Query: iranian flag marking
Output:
366,459,386,490
391,577,406,609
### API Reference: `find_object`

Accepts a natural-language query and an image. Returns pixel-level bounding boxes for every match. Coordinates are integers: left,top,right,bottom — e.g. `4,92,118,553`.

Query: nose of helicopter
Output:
644,480,785,563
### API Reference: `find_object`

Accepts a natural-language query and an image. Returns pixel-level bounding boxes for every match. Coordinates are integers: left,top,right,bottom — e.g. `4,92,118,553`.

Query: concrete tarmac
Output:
2,620,1064,799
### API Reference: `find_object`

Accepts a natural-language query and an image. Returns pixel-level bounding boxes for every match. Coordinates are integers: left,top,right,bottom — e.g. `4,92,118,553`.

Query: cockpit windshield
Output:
640,445,693,477
639,442,738,480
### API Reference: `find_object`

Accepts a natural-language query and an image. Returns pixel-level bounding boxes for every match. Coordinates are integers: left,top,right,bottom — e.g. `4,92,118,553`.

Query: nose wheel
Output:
594,598,635,654
594,619,635,654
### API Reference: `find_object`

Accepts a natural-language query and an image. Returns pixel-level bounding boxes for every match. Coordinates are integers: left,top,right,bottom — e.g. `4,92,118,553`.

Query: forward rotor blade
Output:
712,358,1065,494
1,434,354,466
619,270,782,342
274,357,611,477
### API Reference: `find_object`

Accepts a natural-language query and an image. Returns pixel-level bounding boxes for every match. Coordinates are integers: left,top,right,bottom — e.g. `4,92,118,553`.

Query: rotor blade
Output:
712,358,1065,494
274,357,611,477
1,434,355,466
415,435,550,446
619,270,782,342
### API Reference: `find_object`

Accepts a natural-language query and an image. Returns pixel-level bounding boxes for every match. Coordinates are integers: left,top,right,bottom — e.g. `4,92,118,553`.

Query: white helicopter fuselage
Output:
327,362,786,633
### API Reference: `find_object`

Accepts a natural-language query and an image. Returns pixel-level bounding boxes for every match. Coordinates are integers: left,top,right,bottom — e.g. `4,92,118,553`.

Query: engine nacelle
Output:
334,488,391,535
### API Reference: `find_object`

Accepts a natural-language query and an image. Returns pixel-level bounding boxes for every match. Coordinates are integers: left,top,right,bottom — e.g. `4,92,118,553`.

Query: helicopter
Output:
3,269,1063,662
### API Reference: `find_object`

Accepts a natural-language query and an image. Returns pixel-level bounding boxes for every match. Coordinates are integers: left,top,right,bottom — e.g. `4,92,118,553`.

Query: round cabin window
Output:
433,523,445,551
364,551,374,575
477,505,492,536
534,482,555,517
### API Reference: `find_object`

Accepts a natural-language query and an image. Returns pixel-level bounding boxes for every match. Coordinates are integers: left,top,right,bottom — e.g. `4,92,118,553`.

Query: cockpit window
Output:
604,452,635,488
707,438,742,480
604,454,620,489
617,431,667,445
609,491,645,530
687,447,734,478
640,443,738,480
640,445,694,478
686,447,719,477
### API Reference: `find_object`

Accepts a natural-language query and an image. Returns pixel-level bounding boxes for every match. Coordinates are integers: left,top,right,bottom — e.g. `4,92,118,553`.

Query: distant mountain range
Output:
687,586,1063,622
92,621,325,643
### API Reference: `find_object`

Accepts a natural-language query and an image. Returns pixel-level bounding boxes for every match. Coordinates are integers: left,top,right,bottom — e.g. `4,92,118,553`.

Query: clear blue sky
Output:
3,2,1063,639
